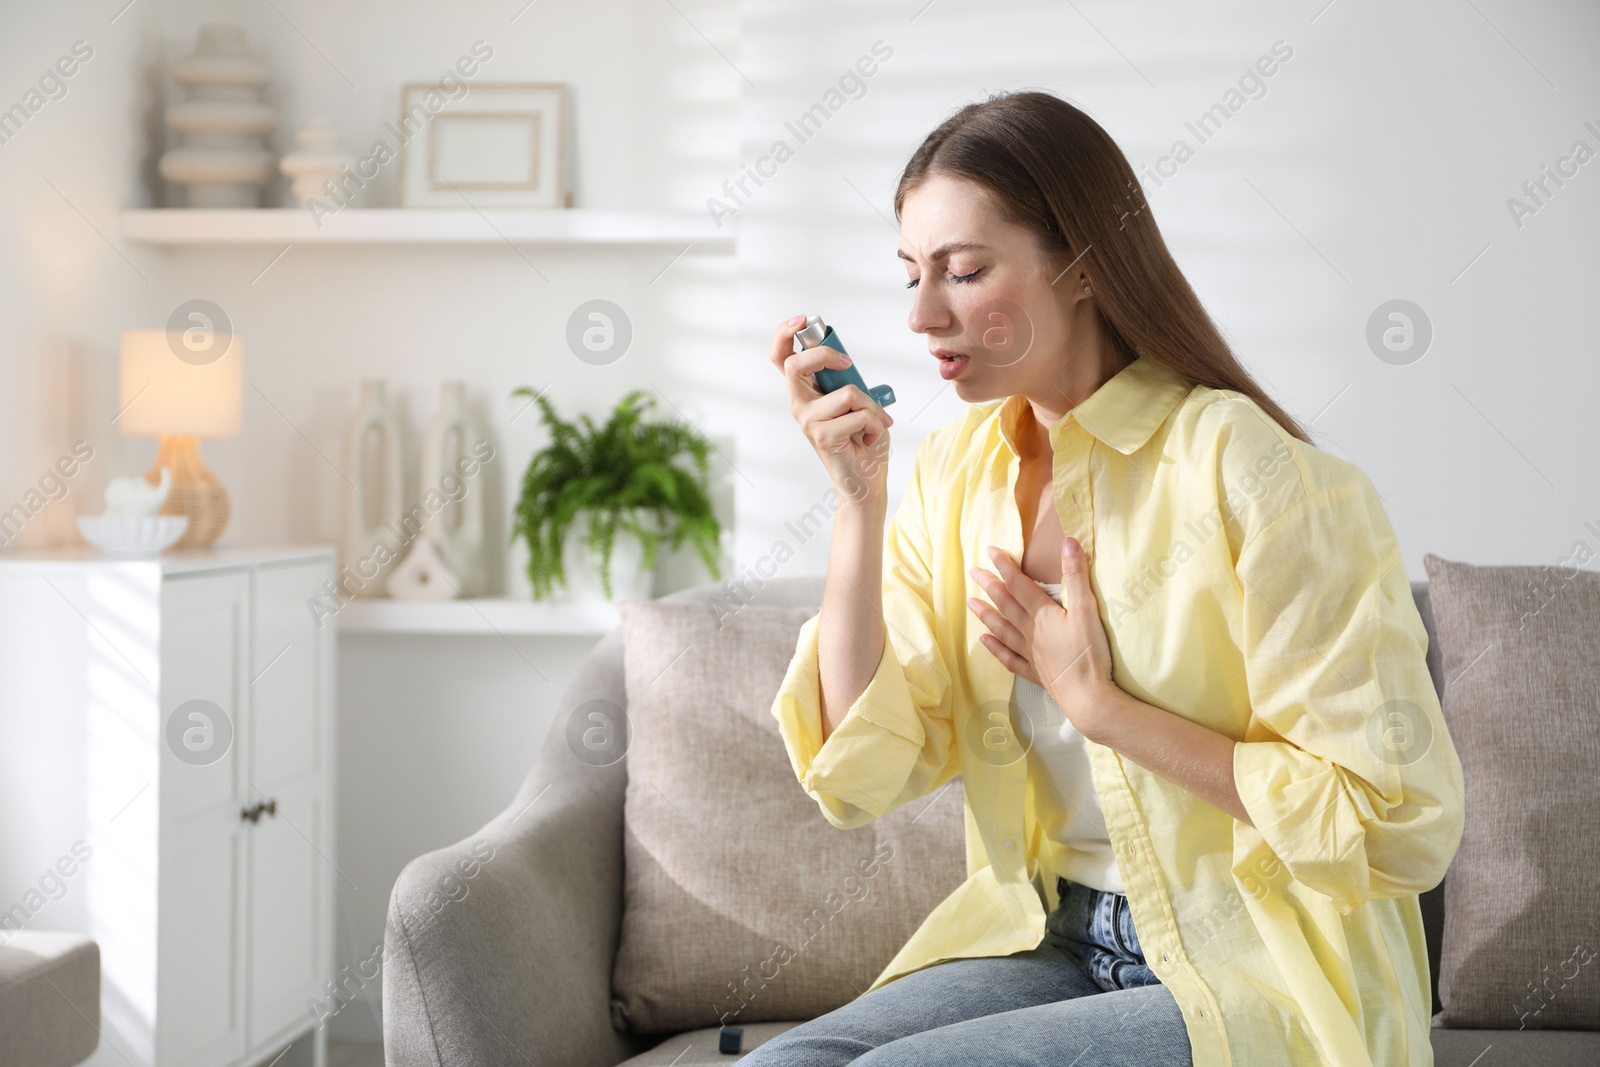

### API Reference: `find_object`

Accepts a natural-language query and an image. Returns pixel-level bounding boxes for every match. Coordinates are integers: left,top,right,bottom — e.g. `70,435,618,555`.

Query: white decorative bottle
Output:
279,115,356,206
341,380,406,597
159,24,277,208
420,381,487,597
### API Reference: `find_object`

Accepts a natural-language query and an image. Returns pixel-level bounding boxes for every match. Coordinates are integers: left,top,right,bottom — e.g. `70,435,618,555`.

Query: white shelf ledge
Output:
336,596,622,636
120,208,735,249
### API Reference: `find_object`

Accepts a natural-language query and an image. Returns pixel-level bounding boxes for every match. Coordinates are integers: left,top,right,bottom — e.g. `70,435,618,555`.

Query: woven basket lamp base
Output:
145,434,230,548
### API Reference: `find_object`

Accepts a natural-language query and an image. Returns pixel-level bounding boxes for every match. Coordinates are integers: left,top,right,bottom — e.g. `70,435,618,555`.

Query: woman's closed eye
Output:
905,268,983,289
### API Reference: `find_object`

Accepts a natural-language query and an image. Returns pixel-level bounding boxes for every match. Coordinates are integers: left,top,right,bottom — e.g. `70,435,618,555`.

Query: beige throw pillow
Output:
1422,553,1600,1030
609,600,968,1035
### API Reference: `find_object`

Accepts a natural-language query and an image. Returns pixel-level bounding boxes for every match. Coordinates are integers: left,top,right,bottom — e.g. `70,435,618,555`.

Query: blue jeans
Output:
739,876,1193,1065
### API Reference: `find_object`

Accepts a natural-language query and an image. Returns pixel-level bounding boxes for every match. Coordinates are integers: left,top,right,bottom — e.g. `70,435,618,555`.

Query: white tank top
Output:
1012,579,1124,894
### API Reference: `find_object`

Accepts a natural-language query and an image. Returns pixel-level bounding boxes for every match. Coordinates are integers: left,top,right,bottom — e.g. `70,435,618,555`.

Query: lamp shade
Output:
118,328,243,438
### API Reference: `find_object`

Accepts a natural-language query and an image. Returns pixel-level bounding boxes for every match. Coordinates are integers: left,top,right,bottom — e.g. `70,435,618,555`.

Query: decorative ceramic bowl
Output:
77,515,189,556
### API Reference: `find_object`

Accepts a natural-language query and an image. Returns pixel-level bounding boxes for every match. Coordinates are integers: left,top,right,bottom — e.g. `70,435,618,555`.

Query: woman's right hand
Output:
770,315,895,507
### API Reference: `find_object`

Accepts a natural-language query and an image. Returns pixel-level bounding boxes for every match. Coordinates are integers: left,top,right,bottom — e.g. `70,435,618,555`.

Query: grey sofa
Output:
0,931,100,1066
382,576,1600,1066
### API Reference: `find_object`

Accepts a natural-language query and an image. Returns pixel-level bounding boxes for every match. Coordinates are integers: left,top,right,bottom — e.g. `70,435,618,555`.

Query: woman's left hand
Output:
968,537,1120,742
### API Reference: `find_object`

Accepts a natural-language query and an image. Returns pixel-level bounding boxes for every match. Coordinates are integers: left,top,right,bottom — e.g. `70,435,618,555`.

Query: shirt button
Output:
1001,838,1015,851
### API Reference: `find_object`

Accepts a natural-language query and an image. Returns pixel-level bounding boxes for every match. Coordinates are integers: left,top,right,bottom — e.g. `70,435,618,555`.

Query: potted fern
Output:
509,387,723,601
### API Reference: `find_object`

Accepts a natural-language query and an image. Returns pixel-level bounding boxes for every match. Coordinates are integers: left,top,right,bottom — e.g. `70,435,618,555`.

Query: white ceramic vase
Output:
159,24,277,208
279,114,356,206
420,381,487,597
341,379,405,598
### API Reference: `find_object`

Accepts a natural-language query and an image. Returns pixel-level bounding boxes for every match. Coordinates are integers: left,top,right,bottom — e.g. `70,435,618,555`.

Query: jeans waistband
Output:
1046,875,1163,991
1050,877,1125,942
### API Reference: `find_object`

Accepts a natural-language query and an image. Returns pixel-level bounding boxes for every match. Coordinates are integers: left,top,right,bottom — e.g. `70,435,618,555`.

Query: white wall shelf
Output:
337,596,621,636
120,208,735,249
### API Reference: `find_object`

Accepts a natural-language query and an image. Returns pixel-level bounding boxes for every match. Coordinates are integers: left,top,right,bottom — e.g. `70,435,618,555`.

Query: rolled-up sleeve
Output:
1231,472,1466,915
770,437,957,830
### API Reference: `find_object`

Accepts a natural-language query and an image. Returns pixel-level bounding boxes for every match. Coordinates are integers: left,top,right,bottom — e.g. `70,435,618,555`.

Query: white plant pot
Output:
506,536,533,599
556,508,656,603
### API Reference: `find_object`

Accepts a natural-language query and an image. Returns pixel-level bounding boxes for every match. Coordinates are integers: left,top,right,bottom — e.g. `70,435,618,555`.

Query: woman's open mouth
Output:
936,353,971,380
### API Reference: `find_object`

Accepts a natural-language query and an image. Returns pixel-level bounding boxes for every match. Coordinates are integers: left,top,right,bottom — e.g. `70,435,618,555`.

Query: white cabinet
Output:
0,547,335,1067
246,563,332,1048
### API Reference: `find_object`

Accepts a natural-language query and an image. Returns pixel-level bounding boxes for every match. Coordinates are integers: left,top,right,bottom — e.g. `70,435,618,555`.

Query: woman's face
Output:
898,173,1081,405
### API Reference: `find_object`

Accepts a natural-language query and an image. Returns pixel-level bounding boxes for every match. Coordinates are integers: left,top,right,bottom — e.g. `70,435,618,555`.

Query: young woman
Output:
758,91,1464,1066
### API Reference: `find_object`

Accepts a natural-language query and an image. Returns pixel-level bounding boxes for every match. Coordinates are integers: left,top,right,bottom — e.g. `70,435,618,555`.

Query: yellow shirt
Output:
769,355,1465,1067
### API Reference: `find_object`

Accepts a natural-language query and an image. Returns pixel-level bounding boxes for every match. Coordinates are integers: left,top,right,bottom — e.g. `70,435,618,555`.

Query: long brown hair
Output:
894,90,1314,445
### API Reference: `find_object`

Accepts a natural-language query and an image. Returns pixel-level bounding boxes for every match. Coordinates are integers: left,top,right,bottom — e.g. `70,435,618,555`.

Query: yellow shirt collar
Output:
992,355,1194,458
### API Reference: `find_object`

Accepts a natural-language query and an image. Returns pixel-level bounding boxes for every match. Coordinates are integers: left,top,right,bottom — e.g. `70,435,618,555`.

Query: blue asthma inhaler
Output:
796,315,896,408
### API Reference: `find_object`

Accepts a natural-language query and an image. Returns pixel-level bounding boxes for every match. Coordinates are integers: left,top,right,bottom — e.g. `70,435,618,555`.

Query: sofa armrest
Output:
382,628,638,1067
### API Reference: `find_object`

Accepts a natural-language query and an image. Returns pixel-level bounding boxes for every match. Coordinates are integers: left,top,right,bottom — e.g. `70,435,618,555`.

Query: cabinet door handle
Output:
240,799,279,823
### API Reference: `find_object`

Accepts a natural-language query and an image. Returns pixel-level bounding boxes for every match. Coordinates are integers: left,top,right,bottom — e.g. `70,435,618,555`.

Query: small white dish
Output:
77,515,189,556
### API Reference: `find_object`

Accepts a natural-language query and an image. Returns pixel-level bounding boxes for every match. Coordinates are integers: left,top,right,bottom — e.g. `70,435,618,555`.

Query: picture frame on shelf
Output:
398,81,571,209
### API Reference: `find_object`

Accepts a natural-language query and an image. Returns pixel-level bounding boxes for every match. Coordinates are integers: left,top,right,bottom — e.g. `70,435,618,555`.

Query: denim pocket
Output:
1056,879,1164,991
1111,894,1140,956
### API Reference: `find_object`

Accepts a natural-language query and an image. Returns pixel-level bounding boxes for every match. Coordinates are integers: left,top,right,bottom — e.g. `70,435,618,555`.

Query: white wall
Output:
733,0,1599,585
0,0,165,1017
0,5,162,549
2,0,1596,1049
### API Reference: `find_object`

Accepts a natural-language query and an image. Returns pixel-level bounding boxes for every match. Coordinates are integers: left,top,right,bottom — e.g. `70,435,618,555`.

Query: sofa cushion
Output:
0,931,100,1067
610,600,967,1035
1422,554,1600,1030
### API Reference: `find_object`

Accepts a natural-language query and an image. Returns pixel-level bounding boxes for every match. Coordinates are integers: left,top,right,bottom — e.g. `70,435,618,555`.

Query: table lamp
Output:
118,328,243,548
